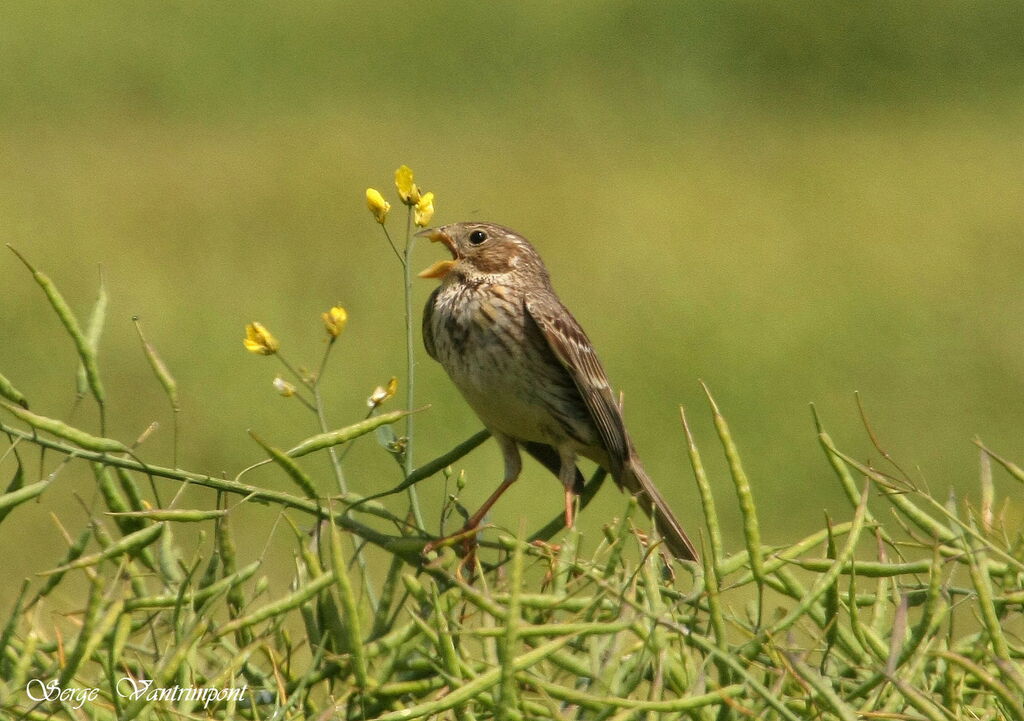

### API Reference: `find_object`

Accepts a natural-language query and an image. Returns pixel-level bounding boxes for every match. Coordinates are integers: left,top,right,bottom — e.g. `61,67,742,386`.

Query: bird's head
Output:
417,222,548,285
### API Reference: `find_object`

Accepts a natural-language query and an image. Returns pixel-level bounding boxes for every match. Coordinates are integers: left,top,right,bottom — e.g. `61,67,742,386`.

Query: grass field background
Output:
1,2,1022,604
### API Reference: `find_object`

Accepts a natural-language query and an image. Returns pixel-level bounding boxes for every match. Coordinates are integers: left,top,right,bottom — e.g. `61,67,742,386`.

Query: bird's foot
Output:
422,523,487,560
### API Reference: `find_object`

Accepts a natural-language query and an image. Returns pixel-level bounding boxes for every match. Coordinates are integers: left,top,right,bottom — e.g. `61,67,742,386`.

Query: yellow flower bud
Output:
414,191,435,227
321,305,348,338
394,165,421,205
367,376,399,408
272,376,296,397
243,322,279,355
366,188,390,224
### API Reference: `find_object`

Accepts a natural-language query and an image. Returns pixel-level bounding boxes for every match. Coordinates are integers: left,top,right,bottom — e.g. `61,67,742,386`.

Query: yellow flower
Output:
367,376,398,408
366,188,390,224
272,376,296,397
322,305,348,338
394,165,421,205
414,191,435,227
243,322,279,355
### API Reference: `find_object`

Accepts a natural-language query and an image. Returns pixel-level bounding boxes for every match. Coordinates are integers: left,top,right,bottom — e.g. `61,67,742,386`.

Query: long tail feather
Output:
617,459,698,561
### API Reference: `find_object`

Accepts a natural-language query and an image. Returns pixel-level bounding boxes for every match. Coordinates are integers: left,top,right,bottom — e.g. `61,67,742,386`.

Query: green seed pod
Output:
0,401,126,453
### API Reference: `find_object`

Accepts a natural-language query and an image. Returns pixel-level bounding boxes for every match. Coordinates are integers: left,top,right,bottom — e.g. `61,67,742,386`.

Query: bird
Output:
418,222,698,561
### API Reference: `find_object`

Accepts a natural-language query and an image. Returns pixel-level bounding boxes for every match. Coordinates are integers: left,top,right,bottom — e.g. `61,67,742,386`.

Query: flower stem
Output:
275,353,310,390
403,207,426,531
319,351,380,611
381,225,404,267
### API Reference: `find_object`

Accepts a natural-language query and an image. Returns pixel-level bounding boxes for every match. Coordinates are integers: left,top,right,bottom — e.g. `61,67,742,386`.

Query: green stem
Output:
312,393,347,493
0,419,423,559
381,224,404,266
275,352,311,390
403,207,426,531
291,392,319,414
312,340,378,612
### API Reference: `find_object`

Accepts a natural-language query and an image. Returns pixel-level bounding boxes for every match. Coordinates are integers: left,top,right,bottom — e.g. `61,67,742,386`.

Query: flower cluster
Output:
243,303,349,359
242,306,397,412
366,165,436,228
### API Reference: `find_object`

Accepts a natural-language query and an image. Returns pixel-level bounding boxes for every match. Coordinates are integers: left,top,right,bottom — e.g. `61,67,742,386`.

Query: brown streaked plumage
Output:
418,222,698,561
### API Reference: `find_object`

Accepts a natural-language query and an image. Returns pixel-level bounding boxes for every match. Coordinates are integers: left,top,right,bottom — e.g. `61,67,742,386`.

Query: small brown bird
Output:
418,222,698,561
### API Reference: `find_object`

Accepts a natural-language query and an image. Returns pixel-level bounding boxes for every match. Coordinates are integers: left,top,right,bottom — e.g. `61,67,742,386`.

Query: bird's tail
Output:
616,458,699,561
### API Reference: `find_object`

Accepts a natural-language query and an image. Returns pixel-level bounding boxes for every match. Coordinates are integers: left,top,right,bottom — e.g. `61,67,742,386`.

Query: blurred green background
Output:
2,1,1023,599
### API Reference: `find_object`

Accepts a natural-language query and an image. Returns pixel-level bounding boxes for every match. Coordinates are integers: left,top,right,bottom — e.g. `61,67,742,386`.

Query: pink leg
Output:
563,486,575,528
463,433,522,527
424,434,522,555
559,447,578,528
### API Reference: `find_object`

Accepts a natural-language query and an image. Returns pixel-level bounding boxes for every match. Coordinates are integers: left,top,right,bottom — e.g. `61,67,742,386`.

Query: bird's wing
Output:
526,295,698,561
524,296,629,469
422,287,440,360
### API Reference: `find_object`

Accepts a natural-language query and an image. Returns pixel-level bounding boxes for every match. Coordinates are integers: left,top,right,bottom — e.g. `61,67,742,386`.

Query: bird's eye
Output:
468,230,487,245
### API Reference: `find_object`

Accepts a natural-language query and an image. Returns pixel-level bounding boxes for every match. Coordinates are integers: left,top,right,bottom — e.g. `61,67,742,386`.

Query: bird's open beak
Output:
416,228,459,279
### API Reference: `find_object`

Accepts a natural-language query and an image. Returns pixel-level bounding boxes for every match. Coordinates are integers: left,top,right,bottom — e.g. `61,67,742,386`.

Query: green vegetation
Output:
2,4,1022,562
1,4,1022,717
1,225,1022,718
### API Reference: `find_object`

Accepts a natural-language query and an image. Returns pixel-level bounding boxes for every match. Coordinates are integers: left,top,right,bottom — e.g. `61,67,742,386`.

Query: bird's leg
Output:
424,434,522,558
558,447,579,528
463,434,522,530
